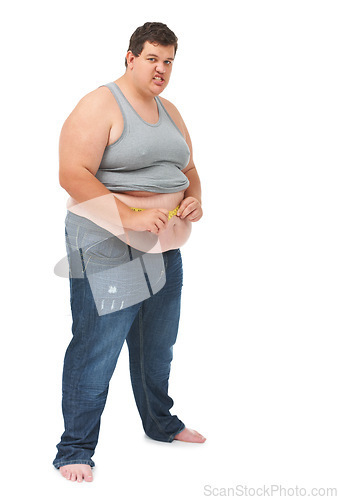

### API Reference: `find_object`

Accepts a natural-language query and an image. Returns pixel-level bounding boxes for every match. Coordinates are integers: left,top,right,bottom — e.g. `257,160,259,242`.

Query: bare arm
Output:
159,97,203,221
59,88,169,234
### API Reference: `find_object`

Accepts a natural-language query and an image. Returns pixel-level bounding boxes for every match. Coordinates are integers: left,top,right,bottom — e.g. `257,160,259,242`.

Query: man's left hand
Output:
177,197,203,222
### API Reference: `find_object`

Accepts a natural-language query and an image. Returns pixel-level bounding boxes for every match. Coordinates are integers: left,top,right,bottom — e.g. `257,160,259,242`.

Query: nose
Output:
155,62,166,74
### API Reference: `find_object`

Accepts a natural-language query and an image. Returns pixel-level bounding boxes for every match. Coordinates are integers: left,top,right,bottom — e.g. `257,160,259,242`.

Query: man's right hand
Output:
126,208,170,234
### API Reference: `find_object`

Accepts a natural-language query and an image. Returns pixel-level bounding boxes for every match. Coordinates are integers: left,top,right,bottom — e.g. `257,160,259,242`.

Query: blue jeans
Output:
53,212,185,469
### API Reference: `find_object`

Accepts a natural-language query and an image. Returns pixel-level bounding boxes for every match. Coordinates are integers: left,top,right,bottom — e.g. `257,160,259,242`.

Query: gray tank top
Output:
95,82,190,193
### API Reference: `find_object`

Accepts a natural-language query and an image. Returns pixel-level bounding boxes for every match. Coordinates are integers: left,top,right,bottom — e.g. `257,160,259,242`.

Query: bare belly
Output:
113,191,192,252
114,190,184,209
118,190,159,197
67,190,192,253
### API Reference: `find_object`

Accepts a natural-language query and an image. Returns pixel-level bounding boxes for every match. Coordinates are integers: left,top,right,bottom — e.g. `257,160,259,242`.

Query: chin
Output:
151,83,167,95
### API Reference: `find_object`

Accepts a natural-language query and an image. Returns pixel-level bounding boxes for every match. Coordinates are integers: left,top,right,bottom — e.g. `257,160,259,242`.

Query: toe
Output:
195,430,206,440
60,467,68,478
195,431,206,442
59,464,93,482
174,427,206,443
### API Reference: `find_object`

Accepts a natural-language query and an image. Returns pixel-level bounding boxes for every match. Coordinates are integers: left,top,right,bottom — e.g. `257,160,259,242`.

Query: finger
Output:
158,208,169,218
187,206,203,220
149,217,166,234
159,213,169,225
176,203,188,217
156,217,168,233
187,211,202,221
179,204,195,219
180,199,199,217
177,196,196,216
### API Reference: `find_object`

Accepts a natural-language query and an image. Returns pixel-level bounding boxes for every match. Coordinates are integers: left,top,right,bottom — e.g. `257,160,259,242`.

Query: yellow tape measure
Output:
130,204,180,221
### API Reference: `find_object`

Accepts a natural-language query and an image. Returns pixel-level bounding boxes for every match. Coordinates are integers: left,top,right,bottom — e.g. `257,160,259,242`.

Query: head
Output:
124,22,178,68
124,22,178,95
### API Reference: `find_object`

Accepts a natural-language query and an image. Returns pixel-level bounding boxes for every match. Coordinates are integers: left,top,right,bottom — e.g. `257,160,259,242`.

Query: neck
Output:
115,73,157,103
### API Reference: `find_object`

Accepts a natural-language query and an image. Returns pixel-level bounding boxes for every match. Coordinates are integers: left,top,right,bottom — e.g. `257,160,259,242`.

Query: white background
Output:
1,0,338,498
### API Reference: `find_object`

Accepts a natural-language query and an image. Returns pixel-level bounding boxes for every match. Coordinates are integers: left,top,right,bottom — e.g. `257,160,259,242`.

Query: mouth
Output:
153,75,165,84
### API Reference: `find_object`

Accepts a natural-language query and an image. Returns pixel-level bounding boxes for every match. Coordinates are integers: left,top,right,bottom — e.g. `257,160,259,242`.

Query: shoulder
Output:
158,96,186,137
62,85,119,135
71,86,115,118
158,96,183,120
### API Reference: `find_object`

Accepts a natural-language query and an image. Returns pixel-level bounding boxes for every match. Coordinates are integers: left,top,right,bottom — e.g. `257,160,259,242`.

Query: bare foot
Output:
174,428,206,443
59,464,93,482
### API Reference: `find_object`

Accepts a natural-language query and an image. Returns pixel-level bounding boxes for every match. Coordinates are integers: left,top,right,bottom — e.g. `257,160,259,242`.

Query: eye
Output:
147,58,156,62
164,60,172,65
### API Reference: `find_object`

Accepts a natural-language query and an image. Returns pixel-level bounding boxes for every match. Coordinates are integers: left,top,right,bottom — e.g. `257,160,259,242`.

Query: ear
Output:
125,50,136,69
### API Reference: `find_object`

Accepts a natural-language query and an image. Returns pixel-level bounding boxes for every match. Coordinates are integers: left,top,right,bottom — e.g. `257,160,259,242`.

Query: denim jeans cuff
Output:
53,459,95,469
168,423,186,442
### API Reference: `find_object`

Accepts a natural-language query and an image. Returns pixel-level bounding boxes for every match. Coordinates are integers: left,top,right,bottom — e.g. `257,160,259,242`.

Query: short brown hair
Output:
125,22,178,68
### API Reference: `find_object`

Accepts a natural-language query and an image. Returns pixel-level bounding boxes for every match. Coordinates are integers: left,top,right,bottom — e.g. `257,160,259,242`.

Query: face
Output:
126,41,175,96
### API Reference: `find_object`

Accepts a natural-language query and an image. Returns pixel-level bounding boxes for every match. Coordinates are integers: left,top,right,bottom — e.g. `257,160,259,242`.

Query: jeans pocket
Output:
80,230,129,269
